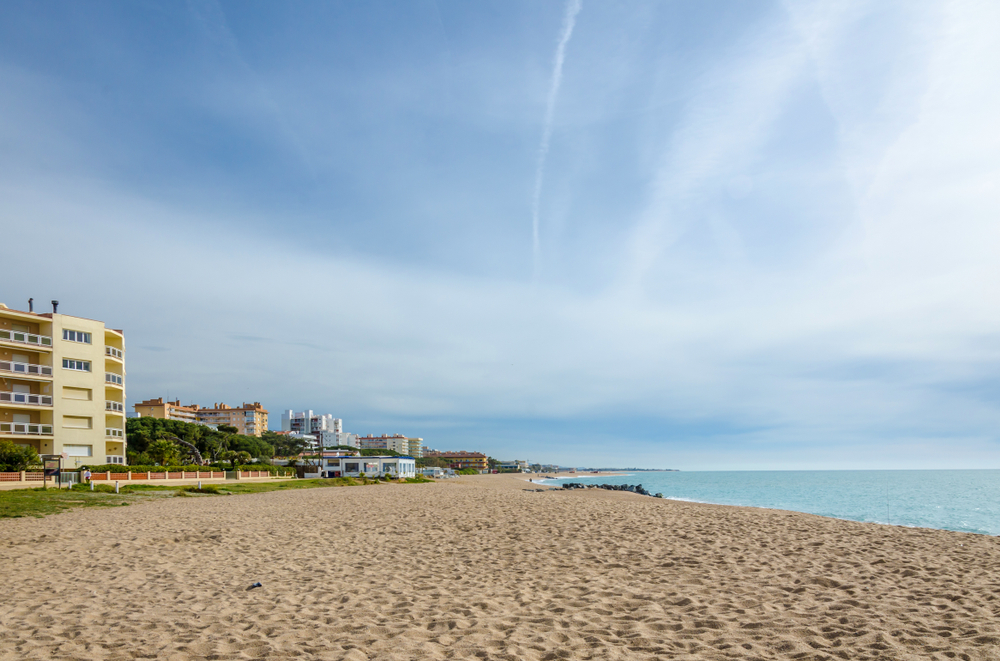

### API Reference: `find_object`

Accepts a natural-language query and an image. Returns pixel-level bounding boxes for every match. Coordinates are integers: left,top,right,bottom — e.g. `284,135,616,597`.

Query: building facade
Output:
133,399,268,436
281,410,339,435
357,434,423,457
423,451,488,471
1,301,126,467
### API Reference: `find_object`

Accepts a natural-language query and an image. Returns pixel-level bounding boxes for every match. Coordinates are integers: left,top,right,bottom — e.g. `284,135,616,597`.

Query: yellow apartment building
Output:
0,300,126,468
133,398,200,425
133,398,268,437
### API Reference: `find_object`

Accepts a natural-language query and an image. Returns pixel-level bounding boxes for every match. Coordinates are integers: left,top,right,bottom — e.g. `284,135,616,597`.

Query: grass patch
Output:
0,487,148,519
0,475,434,519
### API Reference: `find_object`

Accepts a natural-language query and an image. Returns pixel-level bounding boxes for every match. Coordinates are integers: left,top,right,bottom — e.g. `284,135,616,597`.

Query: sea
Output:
538,470,1000,536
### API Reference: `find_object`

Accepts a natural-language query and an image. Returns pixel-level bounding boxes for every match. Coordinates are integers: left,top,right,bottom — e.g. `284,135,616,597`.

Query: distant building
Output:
281,410,338,434
133,398,268,437
498,460,529,472
282,411,358,448
358,434,411,455
424,451,488,471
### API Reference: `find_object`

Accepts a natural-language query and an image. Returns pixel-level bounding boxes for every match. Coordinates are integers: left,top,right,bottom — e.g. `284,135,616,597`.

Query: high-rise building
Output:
281,410,359,447
1,300,127,467
281,410,339,435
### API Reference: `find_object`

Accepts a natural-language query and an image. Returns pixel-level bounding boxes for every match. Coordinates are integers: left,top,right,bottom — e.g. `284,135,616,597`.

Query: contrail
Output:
532,0,582,273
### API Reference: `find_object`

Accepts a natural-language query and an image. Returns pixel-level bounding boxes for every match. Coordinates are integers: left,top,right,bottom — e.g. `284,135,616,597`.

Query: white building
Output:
281,410,340,435
322,455,416,479
317,430,359,448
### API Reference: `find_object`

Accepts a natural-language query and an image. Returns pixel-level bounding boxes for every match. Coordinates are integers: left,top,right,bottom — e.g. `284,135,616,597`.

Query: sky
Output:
3,0,999,470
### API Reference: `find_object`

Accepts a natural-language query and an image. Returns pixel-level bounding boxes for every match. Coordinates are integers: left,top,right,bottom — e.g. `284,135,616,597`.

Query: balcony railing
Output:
105,372,123,387
106,427,124,438
0,329,52,348
0,391,53,406
105,346,123,360
106,400,125,413
0,422,53,436
0,360,53,378
106,455,125,465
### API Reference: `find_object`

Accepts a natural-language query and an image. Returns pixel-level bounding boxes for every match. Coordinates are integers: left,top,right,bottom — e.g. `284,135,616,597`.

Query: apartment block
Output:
1,300,126,467
281,410,340,435
357,434,424,457
133,398,201,425
133,398,268,436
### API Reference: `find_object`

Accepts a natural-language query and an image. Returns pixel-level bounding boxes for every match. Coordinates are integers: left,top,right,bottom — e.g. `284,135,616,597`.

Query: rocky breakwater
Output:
561,482,663,498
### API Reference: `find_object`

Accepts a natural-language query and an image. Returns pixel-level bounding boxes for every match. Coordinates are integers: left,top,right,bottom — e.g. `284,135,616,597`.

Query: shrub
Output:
183,485,222,494
0,440,41,472
78,463,291,475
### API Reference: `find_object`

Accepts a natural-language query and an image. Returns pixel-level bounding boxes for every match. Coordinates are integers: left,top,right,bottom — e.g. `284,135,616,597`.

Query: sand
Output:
2,475,999,661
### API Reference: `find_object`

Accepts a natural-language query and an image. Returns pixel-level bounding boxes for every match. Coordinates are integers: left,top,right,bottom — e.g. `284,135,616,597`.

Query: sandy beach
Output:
2,475,999,660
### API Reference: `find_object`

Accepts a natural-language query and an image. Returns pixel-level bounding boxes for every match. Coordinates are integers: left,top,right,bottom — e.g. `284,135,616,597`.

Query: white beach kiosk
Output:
323,455,416,479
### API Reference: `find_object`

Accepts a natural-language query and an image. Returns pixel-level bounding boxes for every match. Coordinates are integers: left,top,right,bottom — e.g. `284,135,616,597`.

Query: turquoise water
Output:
540,470,1000,536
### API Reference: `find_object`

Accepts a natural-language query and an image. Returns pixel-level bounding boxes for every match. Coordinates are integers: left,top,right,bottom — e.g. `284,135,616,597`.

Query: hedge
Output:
75,464,293,475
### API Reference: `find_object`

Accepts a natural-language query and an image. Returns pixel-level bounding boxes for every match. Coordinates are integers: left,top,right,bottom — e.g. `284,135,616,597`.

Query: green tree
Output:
147,438,180,466
219,450,237,469
0,440,40,471
235,451,252,466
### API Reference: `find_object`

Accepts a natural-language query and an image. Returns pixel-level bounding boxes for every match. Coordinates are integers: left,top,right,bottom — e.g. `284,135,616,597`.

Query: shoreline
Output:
2,473,998,660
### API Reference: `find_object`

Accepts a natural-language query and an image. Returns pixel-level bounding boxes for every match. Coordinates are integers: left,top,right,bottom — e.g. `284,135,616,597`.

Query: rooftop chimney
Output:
28,298,33,313
51,300,59,314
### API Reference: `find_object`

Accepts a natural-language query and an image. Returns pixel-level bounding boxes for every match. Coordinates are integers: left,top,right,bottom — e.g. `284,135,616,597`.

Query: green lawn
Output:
0,476,433,519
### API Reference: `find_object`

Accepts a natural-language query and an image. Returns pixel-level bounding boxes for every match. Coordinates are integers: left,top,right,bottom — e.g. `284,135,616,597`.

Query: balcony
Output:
106,455,125,465
105,372,124,387
0,360,53,379
0,391,53,407
105,346,124,360
106,427,124,439
0,422,53,436
0,329,52,349
106,400,125,413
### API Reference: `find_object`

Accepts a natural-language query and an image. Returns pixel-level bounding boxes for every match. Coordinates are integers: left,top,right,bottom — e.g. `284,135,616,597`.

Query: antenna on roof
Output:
28,298,33,313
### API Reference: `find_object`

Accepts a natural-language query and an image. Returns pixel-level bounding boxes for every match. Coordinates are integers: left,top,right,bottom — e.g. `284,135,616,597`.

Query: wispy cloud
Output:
532,0,582,273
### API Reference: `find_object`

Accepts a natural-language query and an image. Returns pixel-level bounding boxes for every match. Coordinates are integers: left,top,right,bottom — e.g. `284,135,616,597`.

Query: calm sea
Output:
539,470,1000,536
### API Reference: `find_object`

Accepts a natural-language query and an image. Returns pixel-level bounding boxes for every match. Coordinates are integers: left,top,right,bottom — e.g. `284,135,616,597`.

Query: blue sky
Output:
3,1,999,469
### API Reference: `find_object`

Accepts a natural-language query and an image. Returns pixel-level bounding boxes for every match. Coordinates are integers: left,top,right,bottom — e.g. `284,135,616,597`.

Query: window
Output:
63,386,92,401
63,359,91,372
63,416,92,429
63,330,92,344
63,445,93,457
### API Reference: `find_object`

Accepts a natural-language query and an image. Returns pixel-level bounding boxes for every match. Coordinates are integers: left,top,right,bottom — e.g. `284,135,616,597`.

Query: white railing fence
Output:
0,391,53,406
0,361,53,377
0,422,53,435
0,329,52,347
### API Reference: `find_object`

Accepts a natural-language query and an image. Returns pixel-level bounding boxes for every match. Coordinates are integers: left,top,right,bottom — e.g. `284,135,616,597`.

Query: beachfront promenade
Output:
2,473,998,660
